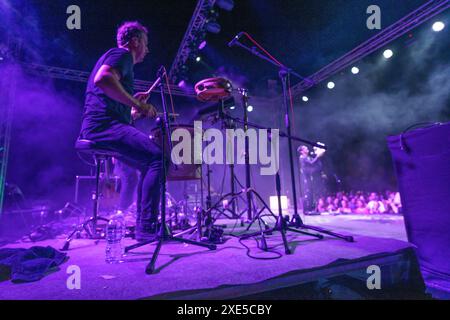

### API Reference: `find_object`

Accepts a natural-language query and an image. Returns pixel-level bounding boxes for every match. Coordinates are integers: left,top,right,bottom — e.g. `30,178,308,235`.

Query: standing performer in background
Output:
79,21,162,241
298,144,326,214
311,144,328,199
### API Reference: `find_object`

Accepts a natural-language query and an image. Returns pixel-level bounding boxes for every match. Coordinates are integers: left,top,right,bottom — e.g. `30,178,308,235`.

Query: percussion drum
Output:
150,124,201,181
194,77,233,102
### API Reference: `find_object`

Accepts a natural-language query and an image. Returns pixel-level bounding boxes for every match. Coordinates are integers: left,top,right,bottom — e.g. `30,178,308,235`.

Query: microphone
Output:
228,32,244,47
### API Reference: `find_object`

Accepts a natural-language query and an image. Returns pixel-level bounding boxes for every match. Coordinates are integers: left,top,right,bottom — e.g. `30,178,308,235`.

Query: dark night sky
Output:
7,0,434,80
1,0,449,206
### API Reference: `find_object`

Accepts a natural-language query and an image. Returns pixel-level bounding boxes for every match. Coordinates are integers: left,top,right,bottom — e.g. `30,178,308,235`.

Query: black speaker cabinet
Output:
387,122,450,295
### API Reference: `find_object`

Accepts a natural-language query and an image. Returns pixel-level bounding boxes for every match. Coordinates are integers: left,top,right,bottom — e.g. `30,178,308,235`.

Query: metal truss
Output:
22,63,196,98
289,0,450,100
0,73,15,215
168,0,216,83
0,40,20,215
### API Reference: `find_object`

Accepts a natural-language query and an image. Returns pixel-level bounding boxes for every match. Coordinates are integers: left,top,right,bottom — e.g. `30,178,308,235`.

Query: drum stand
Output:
124,67,216,274
220,104,259,223
207,92,261,223
171,161,246,242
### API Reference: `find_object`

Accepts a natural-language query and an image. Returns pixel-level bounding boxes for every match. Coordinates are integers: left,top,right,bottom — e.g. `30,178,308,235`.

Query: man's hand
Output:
133,92,150,103
314,147,326,158
137,101,157,118
133,92,156,118
131,107,141,121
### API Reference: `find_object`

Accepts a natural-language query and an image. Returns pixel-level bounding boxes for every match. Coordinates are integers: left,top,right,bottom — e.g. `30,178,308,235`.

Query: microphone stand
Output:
240,88,255,222
124,67,216,274
231,40,304,223
230,38,354,244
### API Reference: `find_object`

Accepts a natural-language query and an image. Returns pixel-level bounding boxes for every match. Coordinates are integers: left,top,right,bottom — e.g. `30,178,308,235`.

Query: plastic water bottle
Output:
115,211,127,241
105,214,125,264
116,212,128,257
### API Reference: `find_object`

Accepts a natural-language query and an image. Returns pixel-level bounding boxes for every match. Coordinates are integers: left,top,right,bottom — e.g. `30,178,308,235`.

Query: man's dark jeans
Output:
80,121,162,229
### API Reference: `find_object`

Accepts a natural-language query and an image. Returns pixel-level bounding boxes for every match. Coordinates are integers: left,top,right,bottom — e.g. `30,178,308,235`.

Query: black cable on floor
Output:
236,235,283,260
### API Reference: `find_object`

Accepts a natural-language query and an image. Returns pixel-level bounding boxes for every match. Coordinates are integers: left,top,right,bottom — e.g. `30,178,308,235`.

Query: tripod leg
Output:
301,224,354,242
171,236,216,250
146,237,163,274
215,208,233,220
245,207,271,231
61,214,109,251
259,233,268,251
286,227,323,239
279,219,292,255
61,227,80,251
245,214,260,231
289,213,304,228
87,217,102,238
84,217,107,238
125,238,157,253
173,225,197,237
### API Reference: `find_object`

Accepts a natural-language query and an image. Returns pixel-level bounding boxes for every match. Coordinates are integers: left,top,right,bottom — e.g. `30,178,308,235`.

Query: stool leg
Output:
62,152,111,250
92,156,102,232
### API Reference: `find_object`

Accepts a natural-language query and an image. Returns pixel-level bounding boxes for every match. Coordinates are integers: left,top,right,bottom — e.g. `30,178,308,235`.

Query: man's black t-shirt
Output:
81,48,134,136
299,155,322,176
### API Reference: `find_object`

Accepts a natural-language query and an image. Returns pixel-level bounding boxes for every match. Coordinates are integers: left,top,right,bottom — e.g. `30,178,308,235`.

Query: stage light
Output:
230,105,236,110
269,196,289,214
383,49,394,59
302,96,309,102
216,0,234,11
351,66,360,74
247,105,253,112
206,21,221,34
177,80,187,88
432,21,445,32
195,56,202,63
327,81,335,89
198,40,207,50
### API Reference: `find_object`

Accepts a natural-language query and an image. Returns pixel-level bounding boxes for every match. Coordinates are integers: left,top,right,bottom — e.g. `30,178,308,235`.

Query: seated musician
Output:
79,21,161,241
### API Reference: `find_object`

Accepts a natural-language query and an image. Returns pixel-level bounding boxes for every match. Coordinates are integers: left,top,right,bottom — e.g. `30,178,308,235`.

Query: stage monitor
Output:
387,122,450,296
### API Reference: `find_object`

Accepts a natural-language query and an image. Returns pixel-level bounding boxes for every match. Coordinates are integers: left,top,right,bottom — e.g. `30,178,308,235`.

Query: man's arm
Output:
309,150,326,164
302,155,321,165
94,65,155,117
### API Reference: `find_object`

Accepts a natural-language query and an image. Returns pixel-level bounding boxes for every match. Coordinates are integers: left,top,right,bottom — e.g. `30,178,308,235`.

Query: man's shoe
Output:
135,221,160,242
135,230,158,242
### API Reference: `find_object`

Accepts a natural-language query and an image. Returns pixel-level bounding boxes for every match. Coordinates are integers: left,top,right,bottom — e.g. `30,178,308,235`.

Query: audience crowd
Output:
315,190,402,215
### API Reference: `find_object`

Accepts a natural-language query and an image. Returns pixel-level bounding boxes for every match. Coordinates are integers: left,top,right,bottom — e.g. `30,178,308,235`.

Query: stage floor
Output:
0,214,420,300
303,213,407,240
